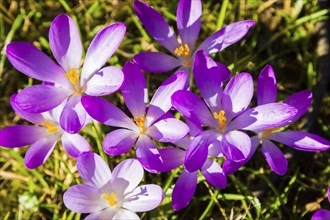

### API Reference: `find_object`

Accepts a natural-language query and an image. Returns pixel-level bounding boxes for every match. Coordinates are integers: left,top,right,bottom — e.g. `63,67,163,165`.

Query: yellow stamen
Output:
102,192,118,207
42,121,59,134
213,110,227,132
174,43,190,59
65,67,79,87
259,128,278,140
134,115,146,135
73,86,83,95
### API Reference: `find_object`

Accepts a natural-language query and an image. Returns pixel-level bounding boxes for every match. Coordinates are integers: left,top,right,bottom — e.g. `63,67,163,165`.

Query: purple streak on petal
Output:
197,20,255,54
208,138,223,157
103,129,138,156
85,66,124,96
201,158,227,189
159,148,185,172
172,170,198,211
0,125,48,148
24,137,57,169
63,184,107,213
49,14,82,72
6,42,71,87
134,0,179,52
61,133,90,158
230,103,297,131
176,0,201,49
81,96,137,130
261,139,288,176
121,62,147,118
257,65,277,105
81,22,126,85
269,131,330,152
146,71,187,126
15,85,71,113
77,152,112,188
222,130,251,162
311,210,330,220
133,52,181,73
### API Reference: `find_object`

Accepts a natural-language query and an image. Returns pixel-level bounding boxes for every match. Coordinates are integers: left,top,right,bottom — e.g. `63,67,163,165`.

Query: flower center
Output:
213,110,227,133
42,121,59,134
65,67,79,87
174,44,192,67
134,115,146,135
102,192,118,207
258,128,278,140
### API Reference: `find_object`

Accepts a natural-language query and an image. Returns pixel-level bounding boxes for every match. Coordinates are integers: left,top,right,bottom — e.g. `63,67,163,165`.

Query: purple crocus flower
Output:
223,65,330,176
81,62,189,173
133,0,255,76
6,14,125,134
64,152,164,219
312,187,330,220
0,94,90,169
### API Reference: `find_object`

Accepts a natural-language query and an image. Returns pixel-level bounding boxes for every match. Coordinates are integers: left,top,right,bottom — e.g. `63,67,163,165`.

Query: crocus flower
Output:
0,94,90,169
6,14,125,134
312,187,330,220
82,62,189,173
133,0,255,77
64,152,164,219
223,65,330,176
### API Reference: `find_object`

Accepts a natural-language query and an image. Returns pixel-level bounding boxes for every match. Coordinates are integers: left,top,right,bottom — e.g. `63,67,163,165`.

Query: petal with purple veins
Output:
201,158,227,189
103,129,138,156
261,139,288,176
61,133,90,158
257,65,277,105
159,148,185,172
222,130,251,162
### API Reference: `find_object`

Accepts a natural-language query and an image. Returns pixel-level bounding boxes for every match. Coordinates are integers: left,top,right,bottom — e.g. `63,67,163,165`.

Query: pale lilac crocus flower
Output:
64,152,164,219
81,62,189,173
6,14,125,134
0,94,90,169
312,187,330,220
223,65,330,176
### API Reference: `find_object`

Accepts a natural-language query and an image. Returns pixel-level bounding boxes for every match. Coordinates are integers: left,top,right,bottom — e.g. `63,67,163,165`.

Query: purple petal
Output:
0,125,47,148
81,96,137,130
176,0,201,49
201,158,227,189
49,14,82,72
208,139,223,157
24,137,57,169
85,66,124,96
222,130,251,162
269,131,330,152
158,148,185,172
148,118,189,142
15,85,71,113
133,52,181,73
134,0,179,52
84,209,117,220
257,65,277,105
146,71,187,126
81,23,126,84
63,184,107,213
77,152,112,188
121,62,147,118
112,209,140,219
312,210,330,220
103,129,138,156
328,187,330,202
230,103,297,131
172,170,198,211
197,20,255,54
261,140,288,175
61,133,90,158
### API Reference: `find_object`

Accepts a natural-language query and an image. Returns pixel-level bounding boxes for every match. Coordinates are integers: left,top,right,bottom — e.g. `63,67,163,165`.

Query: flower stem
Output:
92,121,111,168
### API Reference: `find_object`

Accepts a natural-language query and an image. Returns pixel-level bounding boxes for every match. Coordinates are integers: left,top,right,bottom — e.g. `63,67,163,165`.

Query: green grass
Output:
0,0,329,219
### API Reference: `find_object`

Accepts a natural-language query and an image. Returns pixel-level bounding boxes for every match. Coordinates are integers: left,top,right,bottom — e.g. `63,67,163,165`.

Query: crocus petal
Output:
136,135,163,173
84,208,118,220
0,125,47,148
121,62,147,118
77,152,112,188
63,184,107,213
49,14,82,72
193,50,229,112
283,90,312,125
60,95,86,134
15,85,71,113
222,72,253,119
176,0,201,49
269,131,330,152
146,71,187,126
197,20,255,54
24,137,57,169
257,65,277,105
172,170,198,211
261,140,288,176
171,90,218,128
208,139,223,157
113,209,140,220
81,96,137,130
311,210,330,220
201,158,227,189
229,103,297,131
103,129,138,156
61,133,90,158
222,130,251,162
81,23,126,84
85,66,124,96
148,118,189,142
6,42,71,87
133,52,181,73
134,0,179,52
158,148,185,172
